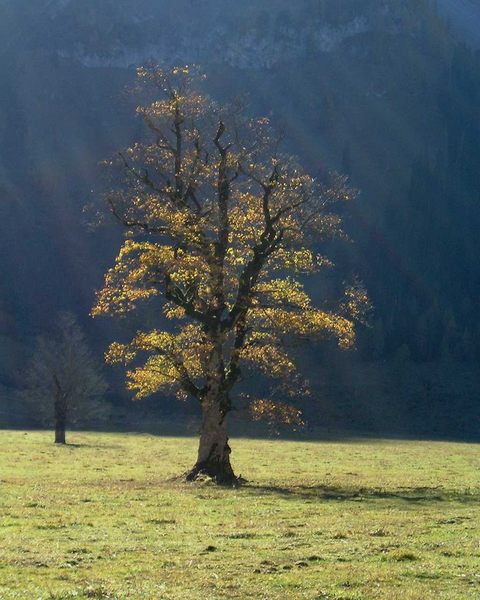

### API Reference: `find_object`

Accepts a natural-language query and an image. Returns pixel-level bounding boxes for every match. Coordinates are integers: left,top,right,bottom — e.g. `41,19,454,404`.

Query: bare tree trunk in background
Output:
54,416,66,444
53,376,67,445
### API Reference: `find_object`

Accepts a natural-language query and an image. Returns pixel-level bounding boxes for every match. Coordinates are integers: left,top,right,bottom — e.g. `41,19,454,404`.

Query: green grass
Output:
0,431,479,599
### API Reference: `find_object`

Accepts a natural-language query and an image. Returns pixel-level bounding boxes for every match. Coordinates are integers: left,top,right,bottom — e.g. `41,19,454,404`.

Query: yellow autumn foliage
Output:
93,65,368,419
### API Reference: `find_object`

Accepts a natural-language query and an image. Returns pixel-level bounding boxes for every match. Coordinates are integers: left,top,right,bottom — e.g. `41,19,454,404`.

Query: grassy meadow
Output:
0,431,479,599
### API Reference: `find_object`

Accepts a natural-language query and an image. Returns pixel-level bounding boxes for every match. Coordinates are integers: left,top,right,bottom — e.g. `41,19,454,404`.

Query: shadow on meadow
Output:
55,442,123,450
243,483,480,504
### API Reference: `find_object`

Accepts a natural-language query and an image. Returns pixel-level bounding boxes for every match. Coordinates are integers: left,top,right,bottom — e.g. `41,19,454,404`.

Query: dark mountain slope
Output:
438,0,480,47
1,0,479,436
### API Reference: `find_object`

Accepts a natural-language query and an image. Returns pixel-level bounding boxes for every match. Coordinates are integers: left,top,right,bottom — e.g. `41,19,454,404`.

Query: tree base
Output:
185,462,243,486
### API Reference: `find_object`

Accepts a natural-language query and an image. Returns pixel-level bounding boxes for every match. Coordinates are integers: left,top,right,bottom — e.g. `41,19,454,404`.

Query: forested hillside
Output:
1,0,479,437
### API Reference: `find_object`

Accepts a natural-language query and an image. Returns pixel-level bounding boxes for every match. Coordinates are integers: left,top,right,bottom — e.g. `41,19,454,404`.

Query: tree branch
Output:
107,197,168,234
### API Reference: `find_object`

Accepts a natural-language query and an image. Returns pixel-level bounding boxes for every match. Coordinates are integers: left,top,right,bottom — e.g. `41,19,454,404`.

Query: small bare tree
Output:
20,313,108,444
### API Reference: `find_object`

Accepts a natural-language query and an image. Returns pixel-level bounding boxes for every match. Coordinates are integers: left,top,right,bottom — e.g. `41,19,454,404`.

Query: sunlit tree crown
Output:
93,65,368,426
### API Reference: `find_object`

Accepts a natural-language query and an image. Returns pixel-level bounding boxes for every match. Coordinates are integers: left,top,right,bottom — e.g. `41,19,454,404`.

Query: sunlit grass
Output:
0,431,479,599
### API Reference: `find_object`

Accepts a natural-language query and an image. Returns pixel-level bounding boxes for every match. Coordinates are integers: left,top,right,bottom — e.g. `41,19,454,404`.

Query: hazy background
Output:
1,0,480,439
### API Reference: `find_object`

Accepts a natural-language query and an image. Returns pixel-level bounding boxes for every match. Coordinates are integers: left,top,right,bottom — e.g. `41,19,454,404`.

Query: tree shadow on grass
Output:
61,442,122,450
244,483,480,504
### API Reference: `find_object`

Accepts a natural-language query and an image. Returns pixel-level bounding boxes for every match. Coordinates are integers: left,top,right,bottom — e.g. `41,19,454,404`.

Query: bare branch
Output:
107,196,168,234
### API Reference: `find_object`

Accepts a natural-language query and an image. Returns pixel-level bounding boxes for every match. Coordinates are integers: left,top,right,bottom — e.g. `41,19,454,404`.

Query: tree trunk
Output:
186,400,237,485
54,386,67,445
54,421,66,444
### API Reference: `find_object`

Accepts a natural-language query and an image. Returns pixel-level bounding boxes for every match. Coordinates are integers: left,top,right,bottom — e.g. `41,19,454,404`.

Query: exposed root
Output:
183,465,246,487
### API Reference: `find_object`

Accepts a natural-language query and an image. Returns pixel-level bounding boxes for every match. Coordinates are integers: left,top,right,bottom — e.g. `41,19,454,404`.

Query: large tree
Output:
20,313,108,444
93,66,367,484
